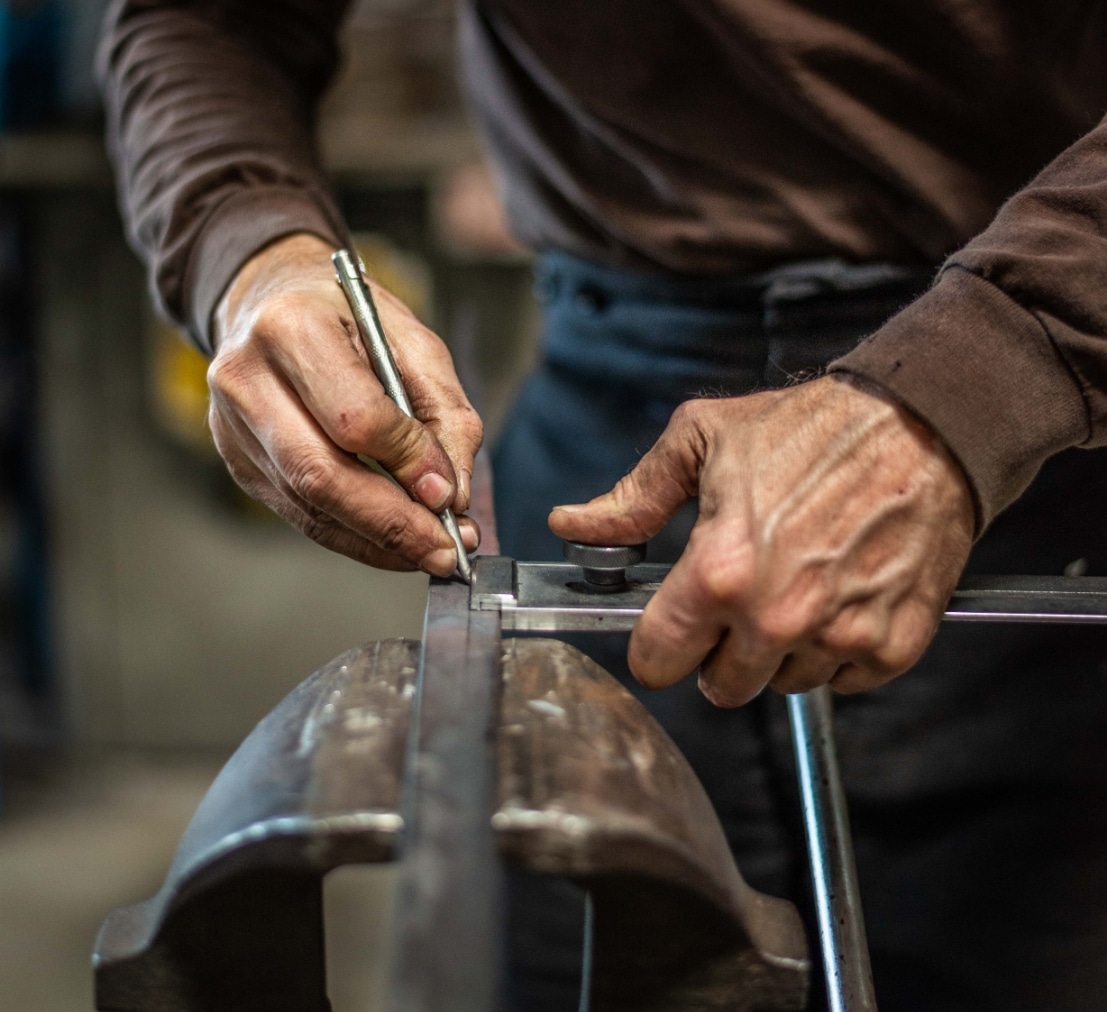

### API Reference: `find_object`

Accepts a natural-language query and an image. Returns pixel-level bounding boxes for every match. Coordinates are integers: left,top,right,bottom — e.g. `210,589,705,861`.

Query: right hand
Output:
550,377,974,706
209,233,483,575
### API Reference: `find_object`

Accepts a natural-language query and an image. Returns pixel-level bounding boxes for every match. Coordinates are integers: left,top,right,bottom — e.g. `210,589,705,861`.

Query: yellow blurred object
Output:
149,316,213,455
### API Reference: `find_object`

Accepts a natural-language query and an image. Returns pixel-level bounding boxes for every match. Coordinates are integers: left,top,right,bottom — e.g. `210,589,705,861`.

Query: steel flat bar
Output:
945,574,1107,623
384,578,505,1012
475,563,1107,632
788,688,877,1012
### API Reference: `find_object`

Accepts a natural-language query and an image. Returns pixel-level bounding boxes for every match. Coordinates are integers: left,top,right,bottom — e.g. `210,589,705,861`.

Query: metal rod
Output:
332,249,472,583
383,579,505,1010
577,891,595,1012
788,688,877,1012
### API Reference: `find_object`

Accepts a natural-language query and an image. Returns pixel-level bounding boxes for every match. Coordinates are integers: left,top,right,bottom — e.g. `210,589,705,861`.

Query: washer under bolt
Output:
562,541,647,591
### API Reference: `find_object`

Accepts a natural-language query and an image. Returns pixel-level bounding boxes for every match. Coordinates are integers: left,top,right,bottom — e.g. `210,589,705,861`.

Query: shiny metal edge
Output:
477,561,1107,631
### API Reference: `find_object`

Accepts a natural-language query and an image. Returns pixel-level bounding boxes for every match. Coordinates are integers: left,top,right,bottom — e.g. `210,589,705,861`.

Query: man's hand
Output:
549,377,975,706
209,233,482,575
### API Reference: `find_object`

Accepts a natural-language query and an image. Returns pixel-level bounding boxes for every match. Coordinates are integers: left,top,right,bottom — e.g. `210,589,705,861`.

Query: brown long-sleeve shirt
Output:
99,0,1107,529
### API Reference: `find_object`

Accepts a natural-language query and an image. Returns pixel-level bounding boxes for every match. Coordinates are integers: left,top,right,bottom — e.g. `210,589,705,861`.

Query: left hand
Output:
548,376,975,706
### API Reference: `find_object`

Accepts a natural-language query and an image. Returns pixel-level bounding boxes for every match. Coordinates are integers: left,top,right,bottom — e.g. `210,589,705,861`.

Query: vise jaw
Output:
93,558,810,1012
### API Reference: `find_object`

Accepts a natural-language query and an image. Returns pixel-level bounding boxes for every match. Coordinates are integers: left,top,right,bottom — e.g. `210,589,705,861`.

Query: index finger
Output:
626,526,732,689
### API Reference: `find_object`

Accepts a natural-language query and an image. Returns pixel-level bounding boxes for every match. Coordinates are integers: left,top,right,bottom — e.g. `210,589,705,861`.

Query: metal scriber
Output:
332,248,472,583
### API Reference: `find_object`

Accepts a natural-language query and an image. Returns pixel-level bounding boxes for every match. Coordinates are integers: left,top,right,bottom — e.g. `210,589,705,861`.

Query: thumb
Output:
548,406,704,544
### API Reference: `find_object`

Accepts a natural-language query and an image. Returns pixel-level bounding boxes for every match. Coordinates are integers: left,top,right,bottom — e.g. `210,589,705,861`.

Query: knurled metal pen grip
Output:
333,249,414,415
332,249,472,583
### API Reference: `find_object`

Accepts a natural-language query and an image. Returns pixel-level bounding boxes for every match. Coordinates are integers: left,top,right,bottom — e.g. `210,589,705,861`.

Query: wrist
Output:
826,373,976,535
212,232,337,352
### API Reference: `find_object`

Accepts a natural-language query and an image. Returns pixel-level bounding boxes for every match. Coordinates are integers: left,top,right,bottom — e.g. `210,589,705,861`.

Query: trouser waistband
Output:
535,250,934,401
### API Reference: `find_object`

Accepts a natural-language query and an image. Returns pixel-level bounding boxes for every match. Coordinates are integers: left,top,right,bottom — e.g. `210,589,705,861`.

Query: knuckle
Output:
607,475,662,538
818,602,889,658
669,397,717,449
227,466,262,501
380,416,429,470
295,501,333,544
300,515,330,545
252,292,311,343
329,402,376,450
457,405,484,450
820,621,880,657
670,398,703,433
220,454,250,489
878,631,929,675
692,546,756,608
829,665,873,695
374,506,415,555
754,607,810,649
286,454,336,507
206,348,251,401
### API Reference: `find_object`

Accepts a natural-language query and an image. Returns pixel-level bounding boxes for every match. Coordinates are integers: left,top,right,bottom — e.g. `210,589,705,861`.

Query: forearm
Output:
98,0,352,353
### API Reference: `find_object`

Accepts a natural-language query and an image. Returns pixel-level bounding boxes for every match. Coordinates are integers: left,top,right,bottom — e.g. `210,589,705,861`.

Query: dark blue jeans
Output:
493,251,1107,1011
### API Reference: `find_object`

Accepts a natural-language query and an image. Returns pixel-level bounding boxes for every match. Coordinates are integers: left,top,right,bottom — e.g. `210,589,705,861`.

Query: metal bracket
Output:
471,558,666,632
472,558,1107,631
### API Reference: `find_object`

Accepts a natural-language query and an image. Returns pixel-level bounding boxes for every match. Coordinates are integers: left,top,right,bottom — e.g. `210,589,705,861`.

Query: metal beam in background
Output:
383,579,505,1012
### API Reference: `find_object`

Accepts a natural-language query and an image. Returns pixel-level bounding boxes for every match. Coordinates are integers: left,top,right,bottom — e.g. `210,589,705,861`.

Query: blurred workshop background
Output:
0,0,537,1007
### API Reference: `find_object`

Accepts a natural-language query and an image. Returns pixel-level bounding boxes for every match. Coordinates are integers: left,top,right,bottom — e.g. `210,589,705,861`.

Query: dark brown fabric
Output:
829,268,1091,528
98,0,352,353
99,0,1107,525
463,2,1107,276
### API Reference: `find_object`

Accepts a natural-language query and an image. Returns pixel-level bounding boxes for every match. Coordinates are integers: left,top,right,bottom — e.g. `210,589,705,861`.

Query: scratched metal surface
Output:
497,638,808,1011
93,639,419,1012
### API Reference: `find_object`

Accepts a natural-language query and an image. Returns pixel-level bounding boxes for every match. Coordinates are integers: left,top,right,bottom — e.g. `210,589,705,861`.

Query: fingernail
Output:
422,547,457,577
551,503,586,514
458,467,472,508
460,521,480,551
415,472,453,511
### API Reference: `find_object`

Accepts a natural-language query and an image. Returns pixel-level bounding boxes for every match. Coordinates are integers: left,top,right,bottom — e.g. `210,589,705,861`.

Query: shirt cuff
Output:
828,266,1090,532
183,185,348,355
